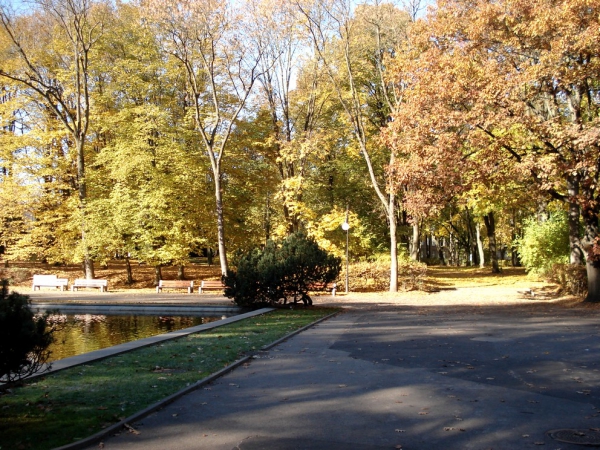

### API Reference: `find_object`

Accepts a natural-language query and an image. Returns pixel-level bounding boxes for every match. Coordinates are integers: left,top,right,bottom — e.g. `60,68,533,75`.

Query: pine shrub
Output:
224,233,341,307
0,280,54,385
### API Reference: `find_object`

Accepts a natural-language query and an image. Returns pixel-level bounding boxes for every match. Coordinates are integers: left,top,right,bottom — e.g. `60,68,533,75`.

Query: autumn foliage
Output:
385,0,600,300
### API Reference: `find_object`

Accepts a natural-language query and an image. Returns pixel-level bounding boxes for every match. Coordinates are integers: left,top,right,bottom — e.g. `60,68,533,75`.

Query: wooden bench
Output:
71,279,108,292
199,280,225,293
308,282,337,296
32,274,69,291
156,280,194,294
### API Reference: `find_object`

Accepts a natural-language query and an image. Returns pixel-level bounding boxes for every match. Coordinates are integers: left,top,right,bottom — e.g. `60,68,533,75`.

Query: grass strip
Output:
0,307,338,450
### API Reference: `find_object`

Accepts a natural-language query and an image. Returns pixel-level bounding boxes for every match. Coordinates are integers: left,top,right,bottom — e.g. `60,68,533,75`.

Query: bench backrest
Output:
33,275,68,285
201,281,224,287
159,280,194,287
33,274,58,282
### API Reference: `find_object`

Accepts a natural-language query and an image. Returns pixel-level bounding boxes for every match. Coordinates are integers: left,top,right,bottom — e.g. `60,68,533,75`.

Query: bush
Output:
347,254,427,292
547,263,587,296
515,212,570,276
224,233,341,307
0,280,54,385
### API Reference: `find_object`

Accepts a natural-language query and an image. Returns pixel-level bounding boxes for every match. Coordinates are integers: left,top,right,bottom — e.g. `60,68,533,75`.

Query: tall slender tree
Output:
0,0,109,278
297,0,410,291
143,0,266,275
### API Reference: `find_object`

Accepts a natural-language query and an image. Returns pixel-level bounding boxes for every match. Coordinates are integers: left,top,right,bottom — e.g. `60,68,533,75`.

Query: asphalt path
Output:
83,301,600,450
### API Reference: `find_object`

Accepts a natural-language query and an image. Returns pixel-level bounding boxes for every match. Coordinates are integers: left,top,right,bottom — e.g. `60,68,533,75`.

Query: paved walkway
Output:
83,296,600,450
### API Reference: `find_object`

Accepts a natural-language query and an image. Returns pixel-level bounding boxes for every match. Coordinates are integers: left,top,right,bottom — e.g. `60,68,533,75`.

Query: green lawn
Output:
0,308,338,450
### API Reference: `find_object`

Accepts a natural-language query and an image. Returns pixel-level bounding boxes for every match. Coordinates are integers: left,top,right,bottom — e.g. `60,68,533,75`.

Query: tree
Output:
0,0,110,278
0,281,53,384
385,0,600,299
143,0,266,276
297,0,410,291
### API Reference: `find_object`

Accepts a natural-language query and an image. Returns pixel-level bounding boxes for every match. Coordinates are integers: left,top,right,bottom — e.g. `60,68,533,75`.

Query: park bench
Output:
308,282,337,296
156,280,194,294
32,274,69,291
71,279,108,292
199,280,225,293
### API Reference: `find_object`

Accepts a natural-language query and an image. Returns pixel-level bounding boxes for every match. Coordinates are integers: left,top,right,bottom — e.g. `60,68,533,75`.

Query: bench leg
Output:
156,287,161,293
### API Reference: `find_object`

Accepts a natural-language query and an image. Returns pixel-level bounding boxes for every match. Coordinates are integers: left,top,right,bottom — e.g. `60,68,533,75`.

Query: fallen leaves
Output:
124,423,140,435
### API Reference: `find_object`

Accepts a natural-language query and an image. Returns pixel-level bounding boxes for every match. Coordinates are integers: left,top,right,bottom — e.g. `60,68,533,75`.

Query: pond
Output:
45,313,226,362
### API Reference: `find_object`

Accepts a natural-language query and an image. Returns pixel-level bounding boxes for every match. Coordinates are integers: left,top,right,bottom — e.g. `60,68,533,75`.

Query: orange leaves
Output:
384,0,600,222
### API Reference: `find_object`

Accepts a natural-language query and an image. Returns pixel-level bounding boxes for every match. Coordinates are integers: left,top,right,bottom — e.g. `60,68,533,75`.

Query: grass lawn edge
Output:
53,310,340,450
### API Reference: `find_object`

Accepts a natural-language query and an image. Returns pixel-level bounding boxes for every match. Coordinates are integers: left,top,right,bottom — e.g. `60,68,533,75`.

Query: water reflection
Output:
46,314,221,362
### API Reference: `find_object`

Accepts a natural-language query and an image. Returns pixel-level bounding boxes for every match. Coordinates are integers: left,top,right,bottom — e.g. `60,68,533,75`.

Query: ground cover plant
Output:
0,308,337,450
0,281,53,384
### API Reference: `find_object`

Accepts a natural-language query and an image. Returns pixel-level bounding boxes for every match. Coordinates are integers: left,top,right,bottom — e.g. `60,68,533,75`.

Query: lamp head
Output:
341,222,350,231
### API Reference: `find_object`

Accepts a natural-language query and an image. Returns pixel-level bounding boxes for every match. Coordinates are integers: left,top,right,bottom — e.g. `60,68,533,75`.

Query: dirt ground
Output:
3,260,597,311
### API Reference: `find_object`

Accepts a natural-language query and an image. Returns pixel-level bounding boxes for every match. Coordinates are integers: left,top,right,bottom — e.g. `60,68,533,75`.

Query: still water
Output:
46,314,224,362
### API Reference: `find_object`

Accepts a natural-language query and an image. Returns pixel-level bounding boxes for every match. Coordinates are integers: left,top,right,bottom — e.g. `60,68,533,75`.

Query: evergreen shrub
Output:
0,280,54,385
224,233,341,307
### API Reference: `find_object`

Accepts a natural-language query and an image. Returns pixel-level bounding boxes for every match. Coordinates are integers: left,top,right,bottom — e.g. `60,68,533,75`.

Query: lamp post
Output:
341,211,350,294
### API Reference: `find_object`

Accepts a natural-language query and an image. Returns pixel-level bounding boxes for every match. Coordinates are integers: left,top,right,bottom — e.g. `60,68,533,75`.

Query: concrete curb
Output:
52,311,339,450
26,308,274,381
33,303,245,315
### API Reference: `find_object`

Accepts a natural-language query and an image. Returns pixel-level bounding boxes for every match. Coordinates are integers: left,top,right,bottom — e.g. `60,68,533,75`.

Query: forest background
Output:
0,0,598,299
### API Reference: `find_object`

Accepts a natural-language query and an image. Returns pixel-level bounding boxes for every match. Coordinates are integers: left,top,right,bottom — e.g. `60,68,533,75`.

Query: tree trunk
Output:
476,222,485,269
585,260,600,302
177,265,185,280
154,265,162,285
567,176,584,264
389,198,398,292
484,212,500,273
410,223,419,261
582,215,600,302
125,256,133,284
214,173,229,276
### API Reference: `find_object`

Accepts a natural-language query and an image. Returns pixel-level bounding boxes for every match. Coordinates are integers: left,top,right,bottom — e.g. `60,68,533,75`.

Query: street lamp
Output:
341,213,350,294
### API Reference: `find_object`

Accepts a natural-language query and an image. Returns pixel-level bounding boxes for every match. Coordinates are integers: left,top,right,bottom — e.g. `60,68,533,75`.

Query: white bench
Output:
32,274,69,291
156,280,194,294
71,279,108,292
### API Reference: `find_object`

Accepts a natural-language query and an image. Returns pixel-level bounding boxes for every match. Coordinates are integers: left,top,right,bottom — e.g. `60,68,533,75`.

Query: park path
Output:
84,285,600,450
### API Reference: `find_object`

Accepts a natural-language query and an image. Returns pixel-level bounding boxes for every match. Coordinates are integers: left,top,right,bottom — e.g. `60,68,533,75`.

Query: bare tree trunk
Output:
154,265,162,285
476,222,485,269
125,256,133,284
177,265,185,280
567,175,584,264
214,175,228,276
582,217,600,302
410,223,419,261
484,212,500,273
389,198,398,292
